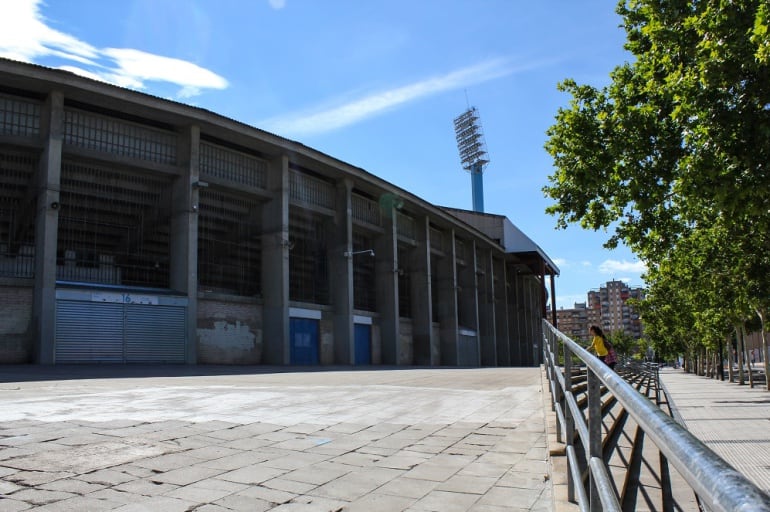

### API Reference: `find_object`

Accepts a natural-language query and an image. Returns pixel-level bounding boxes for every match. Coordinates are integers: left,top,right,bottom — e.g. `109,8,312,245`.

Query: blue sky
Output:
0,0,647,309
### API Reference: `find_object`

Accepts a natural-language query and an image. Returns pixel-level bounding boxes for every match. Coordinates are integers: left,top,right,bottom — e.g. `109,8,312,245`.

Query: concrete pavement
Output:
659,367,770,496
0,366,554,511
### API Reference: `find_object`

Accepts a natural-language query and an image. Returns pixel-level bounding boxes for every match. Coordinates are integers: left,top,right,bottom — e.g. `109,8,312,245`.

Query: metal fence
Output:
542,319,770,512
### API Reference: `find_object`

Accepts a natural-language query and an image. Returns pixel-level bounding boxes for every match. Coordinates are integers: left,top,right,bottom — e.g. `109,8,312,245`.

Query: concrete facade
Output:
0,58,557,367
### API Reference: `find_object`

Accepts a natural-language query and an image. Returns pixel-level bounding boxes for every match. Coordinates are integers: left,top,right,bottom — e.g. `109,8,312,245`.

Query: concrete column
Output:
457,240,480,365
494,256,511,366
410,215,432,365
33,91,63,364
261,155,290,364
438,230,459,366
332,179,354,364
375,206,399,364
478,247,497,366
171,124,200,364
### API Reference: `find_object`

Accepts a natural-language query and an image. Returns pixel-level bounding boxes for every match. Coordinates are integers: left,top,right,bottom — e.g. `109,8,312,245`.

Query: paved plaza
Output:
0,366,553,511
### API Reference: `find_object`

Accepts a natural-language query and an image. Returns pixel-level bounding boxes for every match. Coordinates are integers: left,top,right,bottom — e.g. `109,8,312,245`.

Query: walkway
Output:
0,366,553,512
659,367,770,496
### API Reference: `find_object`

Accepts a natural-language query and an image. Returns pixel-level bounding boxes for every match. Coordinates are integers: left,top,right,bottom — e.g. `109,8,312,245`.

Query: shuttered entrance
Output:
55,289,187,363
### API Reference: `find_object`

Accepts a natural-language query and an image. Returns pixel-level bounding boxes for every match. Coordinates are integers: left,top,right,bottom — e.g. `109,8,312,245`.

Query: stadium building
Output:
0,58,558,366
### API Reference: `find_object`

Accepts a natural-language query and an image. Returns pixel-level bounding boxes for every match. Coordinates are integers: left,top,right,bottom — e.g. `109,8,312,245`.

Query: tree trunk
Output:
742,325,754,388
737,325,746,385
727,333,735,383
756,308,770,391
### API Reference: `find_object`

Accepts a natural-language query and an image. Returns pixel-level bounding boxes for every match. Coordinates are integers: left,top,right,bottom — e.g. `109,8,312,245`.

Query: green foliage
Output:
544,0,770,358
608,329,637,356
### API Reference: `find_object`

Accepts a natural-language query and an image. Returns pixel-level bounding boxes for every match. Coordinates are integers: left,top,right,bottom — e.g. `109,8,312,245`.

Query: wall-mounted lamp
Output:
344,249,375,258
192,204,198,212
50,201,59,210
395,268,404,276
192,181,209,188
281,238,295,250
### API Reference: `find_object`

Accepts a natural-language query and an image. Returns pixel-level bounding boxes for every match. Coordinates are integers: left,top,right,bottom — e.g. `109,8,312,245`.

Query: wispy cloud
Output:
260,57,546,137
598,259,647,274
0,0,228,99
269,0,287,10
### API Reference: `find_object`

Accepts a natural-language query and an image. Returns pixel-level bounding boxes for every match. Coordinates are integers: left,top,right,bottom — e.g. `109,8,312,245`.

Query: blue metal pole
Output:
471,162,484,212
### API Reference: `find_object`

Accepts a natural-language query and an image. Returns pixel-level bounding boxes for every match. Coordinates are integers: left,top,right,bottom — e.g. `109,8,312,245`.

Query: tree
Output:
544,0,770,261
543,1,770,389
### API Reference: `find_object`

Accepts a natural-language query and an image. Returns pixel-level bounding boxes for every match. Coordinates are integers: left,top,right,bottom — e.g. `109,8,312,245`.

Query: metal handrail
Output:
542,319,770,512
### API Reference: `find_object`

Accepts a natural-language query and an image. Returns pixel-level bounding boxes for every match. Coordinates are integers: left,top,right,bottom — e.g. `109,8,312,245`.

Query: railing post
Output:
588,368,602,512
564,335,575,502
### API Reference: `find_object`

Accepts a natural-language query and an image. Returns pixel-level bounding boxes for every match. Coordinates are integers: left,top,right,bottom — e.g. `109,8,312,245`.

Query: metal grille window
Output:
0,95,40,137
199,142,267,189
57,161,172,287
289,213,329,304
0,150,37,278
353,232,375,311
63,108,177,165
351,193,381,226
455,239,466,263
198,190,261,296
396,211,416,240
430,226,443,253
289,170,335,210
398,247,411,318
431,255,439,322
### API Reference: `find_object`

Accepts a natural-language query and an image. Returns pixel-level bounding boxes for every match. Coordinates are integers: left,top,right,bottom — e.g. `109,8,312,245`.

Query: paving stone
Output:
311,467,402,501
4,489,76,506
220,437,275,451
0,498,32,511
218,464,287,485
263,452,330,471
410,489,481,511
110,496,197,512
476,485,543,509
213,493,273,511
30,496,118,511
268,494,348,511
280,465,350,486
4,470,74,486
192,505,232,512
114,478,179,496
233,484,296,505
76,468,138,486
197,450,271,470
39,478,105,494
373,450,430,470
376,476,437,499
149,465,225,486
437,474,498,494
132,453,202,472
162,482,236,503
181,445,241,461
343,492,416,511
497,470,549,489
262,477,318,494
0,478,24,494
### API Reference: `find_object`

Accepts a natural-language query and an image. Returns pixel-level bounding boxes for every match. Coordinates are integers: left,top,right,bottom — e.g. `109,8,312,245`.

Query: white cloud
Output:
598,259,647,274
260,57,546,137
0,0,228,99
269,0,287,9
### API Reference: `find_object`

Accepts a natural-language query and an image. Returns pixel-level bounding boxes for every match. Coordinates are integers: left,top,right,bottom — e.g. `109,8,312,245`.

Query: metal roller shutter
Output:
55,300,124,363
125,304,186,363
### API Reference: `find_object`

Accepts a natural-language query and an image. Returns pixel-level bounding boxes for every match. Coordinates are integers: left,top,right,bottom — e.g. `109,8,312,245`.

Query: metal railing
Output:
542,319,770,512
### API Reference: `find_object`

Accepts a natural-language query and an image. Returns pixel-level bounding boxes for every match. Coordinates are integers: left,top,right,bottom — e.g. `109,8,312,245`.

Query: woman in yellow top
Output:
588,325,608,364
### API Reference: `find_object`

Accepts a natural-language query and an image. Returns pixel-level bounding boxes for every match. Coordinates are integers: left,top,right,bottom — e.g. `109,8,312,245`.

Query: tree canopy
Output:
544,0,770,370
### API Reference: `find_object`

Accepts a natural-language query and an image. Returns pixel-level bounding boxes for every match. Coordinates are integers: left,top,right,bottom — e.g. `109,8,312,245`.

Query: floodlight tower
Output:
453,107,490,213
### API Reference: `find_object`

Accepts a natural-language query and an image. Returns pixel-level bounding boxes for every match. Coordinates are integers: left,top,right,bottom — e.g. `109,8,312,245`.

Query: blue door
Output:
290,318,319,365
354,323,371,365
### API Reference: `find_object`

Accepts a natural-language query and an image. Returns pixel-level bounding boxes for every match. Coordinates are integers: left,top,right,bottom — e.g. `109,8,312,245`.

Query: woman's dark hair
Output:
589,325,605,338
